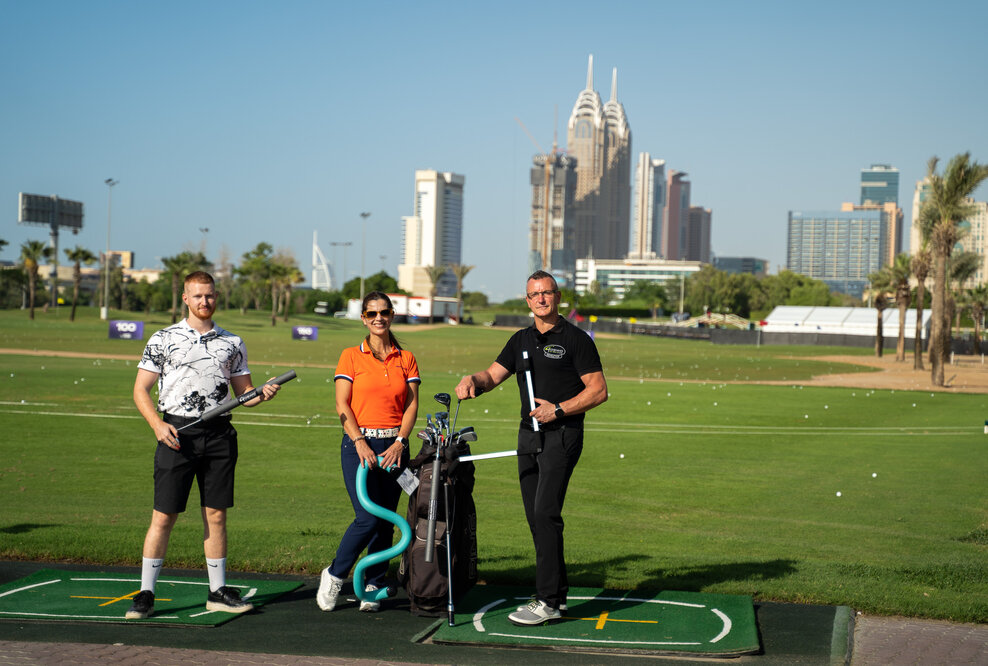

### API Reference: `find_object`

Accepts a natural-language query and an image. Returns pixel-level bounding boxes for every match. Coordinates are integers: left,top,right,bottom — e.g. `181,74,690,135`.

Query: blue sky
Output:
3,0,987,302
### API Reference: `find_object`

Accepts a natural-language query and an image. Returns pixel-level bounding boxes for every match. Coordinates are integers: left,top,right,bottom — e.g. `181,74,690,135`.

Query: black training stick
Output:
177,370,297,432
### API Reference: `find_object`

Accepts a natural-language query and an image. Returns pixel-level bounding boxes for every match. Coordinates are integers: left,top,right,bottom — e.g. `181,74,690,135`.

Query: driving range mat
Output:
0,569,301,627
428,585,760,657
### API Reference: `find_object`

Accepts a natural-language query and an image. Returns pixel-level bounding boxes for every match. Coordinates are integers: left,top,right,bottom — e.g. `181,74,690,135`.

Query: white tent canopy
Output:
762,306,930,340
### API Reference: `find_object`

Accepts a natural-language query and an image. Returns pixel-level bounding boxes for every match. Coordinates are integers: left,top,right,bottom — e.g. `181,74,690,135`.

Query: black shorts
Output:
154,414,238,514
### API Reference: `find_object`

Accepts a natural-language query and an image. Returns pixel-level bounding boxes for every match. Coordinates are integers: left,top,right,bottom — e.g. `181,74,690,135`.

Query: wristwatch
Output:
397,436,409,448
554,403,565,419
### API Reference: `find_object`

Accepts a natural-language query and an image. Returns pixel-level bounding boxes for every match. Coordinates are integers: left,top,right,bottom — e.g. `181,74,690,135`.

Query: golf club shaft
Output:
444,476,455,626
449,398,461,440
424,452,441,563
522,351,539,431
459,449,518,462
177,369,296,432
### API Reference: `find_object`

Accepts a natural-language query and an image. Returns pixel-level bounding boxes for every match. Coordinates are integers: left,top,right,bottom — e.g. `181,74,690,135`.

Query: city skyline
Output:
3,1,987,303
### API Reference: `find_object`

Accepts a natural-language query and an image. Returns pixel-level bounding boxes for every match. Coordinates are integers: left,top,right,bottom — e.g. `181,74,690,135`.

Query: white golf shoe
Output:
359,584,381,612
508,599,561,626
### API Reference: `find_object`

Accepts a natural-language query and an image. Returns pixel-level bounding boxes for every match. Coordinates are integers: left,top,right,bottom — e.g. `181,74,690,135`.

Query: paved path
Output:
850,615,988,665
0,615,986,665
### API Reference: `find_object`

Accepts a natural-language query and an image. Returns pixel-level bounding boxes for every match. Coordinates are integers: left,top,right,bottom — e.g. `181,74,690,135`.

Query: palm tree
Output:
924,153,988,386
450,263,474,323
867,267,891,358
162,255,188,323
910,243,932,370
235,243,274,313
966,283,988,355
282,265,306,323
19,240,52,320
267,260,290,326
885,253,912,362
64,246,97,321
947,251,980,337
424,264,448,324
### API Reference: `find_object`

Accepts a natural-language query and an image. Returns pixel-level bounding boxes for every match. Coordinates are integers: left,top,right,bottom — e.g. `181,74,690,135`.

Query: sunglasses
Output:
363,309,393,319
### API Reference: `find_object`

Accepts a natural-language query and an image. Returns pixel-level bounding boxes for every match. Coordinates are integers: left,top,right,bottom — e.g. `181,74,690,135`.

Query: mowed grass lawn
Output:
0,307,985,622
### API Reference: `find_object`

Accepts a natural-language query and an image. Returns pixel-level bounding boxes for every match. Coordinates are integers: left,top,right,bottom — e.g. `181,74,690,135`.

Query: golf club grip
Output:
198,370,297,423
424,455,441,563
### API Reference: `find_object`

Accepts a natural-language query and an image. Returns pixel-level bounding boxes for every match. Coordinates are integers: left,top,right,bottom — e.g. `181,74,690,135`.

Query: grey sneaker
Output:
125,590,154,619
508,599,561,626
359,584,381,612
517,600,567,614
206,586,254,613
316,568,344,611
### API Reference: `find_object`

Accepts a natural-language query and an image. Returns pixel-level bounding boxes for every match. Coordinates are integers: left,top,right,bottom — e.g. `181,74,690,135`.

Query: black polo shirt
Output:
495,316,603,428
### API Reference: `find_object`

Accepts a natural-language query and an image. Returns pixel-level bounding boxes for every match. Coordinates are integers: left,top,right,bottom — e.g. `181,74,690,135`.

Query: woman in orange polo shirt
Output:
316,291,420,613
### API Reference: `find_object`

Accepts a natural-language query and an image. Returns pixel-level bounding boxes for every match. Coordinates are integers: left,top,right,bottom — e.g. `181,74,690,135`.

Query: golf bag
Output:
398,440,478,616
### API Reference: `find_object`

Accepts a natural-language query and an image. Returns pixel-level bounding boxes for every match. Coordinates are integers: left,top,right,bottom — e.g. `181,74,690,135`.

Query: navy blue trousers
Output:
328,435,403,587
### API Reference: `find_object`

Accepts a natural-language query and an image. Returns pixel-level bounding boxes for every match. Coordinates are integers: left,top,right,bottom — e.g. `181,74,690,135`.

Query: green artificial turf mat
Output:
429,584,760,657
0,569,301,627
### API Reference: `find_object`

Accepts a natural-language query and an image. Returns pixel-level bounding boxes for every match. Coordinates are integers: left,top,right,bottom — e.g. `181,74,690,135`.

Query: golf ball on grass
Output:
620,454,625,459
872,473,877,478
836,491,842,497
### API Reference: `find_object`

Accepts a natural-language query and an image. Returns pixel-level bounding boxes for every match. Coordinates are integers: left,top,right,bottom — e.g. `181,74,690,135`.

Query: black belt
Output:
163,412,231,428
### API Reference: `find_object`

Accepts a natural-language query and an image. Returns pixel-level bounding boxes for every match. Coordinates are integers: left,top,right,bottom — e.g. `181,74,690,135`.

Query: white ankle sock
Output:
206,557,226,592
140,558,163,593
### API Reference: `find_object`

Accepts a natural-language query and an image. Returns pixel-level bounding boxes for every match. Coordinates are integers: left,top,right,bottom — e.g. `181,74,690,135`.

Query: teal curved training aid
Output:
353,456,413,603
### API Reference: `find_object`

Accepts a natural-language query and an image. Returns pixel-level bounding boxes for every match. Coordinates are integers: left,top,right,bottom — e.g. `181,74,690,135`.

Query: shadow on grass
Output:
0,523,61,535
477,554,798,592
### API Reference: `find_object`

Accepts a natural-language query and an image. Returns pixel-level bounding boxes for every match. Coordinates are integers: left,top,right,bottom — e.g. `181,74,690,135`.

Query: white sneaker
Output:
508,599,561,626
316,568,344,611
359,584,381,612
517,600,567,614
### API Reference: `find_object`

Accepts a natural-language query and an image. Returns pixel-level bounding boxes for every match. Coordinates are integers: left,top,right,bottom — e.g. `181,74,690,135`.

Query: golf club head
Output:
435,411,448,423
416,430,431,442
434,392,451,408
456,431,478,443
458,426,475,435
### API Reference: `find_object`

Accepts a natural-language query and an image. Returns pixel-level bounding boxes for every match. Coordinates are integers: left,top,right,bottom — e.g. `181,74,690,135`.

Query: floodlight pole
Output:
47,197,60,309
101,179,118,321
359,212,371,301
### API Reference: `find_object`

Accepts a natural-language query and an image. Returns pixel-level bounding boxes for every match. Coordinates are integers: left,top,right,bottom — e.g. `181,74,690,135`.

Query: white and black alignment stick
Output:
177,369,297,432
522,350,539,431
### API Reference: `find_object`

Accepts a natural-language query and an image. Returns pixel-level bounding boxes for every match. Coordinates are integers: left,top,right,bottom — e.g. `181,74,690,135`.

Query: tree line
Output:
0,242,314,325
4,153,984,388
0,239,483,326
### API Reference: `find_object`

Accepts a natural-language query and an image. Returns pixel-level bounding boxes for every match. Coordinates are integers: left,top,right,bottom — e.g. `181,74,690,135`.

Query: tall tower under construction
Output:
566,55,632,260
529,150,578,283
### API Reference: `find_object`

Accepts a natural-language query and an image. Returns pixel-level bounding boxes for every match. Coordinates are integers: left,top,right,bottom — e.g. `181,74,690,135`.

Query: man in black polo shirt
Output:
455,270,607,626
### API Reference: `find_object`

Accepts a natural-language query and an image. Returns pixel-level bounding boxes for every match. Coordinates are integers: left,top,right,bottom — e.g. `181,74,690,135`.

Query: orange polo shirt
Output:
334,341,421,429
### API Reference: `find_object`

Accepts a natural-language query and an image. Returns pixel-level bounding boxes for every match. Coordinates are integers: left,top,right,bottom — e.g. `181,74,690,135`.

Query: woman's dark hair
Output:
362,291,401,350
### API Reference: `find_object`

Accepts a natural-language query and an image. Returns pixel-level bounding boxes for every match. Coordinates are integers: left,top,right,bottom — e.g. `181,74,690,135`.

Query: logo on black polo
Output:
543,344,566,359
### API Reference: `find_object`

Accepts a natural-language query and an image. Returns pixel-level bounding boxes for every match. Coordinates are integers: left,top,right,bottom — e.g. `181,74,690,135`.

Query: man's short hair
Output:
527,270,558,291
184,271,215,288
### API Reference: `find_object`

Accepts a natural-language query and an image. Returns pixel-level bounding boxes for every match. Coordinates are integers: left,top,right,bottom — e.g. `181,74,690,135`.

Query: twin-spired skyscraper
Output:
528,56,633,284
567,55,633,263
